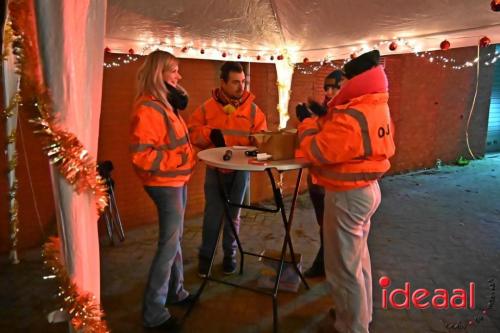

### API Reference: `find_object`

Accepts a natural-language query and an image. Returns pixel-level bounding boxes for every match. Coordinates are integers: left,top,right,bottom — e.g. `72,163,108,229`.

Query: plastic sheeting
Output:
105,0,500,61
275,0,500,60
106,0,283,57
35,0,107,302
106,0,500,60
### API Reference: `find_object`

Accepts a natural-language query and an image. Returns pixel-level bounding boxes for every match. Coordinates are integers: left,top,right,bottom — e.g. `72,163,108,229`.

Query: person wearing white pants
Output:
323,181,381,332
296,50,395,332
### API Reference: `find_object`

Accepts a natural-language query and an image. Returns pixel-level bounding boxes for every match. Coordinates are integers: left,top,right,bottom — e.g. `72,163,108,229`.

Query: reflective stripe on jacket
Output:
188,93,267,149
298,92,395,191
130,95,196,187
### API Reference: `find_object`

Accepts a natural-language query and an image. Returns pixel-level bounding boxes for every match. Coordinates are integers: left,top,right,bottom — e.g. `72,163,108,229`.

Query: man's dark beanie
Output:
343,50,380,79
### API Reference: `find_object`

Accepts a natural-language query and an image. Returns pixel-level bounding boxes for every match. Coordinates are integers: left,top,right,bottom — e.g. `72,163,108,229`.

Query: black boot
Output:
198,255,210,278
304,245,325,278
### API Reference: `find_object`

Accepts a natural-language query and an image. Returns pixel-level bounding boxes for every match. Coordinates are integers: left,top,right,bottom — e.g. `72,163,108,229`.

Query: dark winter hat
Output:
323,70,344,90
343,50,380,79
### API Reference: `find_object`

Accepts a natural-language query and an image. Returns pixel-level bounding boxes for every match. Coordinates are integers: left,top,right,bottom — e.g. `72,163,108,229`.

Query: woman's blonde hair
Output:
136,50,186,109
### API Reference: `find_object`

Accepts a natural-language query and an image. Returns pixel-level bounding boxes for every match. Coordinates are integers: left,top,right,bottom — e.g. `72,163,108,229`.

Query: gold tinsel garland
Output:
7,0,110,330
2,19,14,60
9,198,19,251
3,17,21,263
8,0,108,212
8,179,18,200
4,122,19,258
8,178,19,249
2,91,21,117
7,129,17,143
7,150,19,256
43,238,110,333
7,151,17,171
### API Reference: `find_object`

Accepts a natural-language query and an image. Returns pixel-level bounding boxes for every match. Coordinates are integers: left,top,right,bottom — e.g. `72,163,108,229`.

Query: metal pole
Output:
244,61,251,205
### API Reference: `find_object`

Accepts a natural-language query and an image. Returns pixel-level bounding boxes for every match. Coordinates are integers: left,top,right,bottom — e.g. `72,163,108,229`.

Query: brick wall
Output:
288,46,495,172
1,46,494,252
97,56,287,231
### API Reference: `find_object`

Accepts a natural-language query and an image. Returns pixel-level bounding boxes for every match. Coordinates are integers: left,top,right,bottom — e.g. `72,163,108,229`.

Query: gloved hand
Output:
308,100,327,117
295,103,312,122
210,128,226,147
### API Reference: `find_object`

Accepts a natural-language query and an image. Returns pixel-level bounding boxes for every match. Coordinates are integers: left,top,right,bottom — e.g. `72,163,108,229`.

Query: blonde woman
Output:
130,50,196,330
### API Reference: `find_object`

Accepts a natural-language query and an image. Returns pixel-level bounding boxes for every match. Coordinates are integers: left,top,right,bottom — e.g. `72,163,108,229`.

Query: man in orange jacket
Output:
189,62,267,276
297,50,395,333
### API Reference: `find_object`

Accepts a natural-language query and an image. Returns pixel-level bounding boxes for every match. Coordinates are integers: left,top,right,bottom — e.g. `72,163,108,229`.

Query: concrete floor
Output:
1,155,500,333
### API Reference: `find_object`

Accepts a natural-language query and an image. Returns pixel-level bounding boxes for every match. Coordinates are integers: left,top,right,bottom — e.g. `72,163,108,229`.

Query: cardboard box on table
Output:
251,130,297,161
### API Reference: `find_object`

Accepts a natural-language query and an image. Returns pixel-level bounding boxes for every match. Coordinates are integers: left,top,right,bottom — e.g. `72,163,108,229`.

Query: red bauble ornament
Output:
491,0,500,11
350,53,357,60
303,57,309,63
270,55,274,61
128,48,135,55
256,55,261,60
440,40,450,50
277,55,284,60
222,52,227,58
200,49,205,54
104,47,111,53
237,54,241,59
479,36,491,47
181,47,188,53
389,41,398,51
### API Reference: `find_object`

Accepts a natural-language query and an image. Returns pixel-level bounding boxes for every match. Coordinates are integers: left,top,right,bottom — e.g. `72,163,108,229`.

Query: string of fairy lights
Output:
103,40,287,68
295,37,499,74
104,1,500,71
103,50,139,68
103,35,498,74
388,38,500,70
137,41,280,61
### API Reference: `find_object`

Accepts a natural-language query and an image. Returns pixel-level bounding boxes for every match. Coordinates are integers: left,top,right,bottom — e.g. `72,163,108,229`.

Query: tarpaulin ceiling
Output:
106,0,500,62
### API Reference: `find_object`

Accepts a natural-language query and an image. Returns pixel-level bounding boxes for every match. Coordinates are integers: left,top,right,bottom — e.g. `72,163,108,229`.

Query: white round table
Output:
191,147,311,333
197,146,310,171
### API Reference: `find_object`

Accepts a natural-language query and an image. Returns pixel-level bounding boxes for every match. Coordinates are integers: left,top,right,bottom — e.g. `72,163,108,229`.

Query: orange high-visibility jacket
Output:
298,92,395,191
188,93,267,149
130,95,196,187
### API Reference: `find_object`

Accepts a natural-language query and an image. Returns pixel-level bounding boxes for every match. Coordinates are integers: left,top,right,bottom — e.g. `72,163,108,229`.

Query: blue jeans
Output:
199,168,249,259
142,185,189,327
